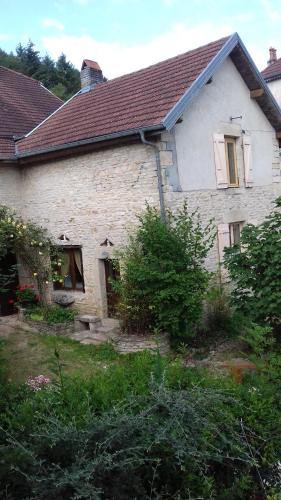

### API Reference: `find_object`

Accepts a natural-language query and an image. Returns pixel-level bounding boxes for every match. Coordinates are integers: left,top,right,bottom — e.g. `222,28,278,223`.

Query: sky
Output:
0,0,281,79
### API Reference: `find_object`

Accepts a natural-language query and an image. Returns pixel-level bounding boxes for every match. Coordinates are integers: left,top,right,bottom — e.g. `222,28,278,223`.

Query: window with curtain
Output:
54,248,84,292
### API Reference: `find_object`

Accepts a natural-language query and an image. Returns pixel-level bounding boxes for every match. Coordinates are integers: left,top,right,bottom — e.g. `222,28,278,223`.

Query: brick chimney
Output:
80,59,103,89
267,47,277,66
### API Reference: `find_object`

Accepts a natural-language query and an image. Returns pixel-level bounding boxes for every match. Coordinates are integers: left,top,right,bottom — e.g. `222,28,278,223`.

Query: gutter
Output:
139,130,166,223
16,125,164,159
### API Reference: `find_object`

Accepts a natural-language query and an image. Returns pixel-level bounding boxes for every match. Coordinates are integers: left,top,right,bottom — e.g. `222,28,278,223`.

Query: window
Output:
54,248,84,292
225,137,239,187
229,222,244,247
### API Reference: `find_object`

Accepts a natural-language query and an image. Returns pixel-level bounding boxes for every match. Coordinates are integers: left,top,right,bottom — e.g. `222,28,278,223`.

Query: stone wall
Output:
19,143,160,315
0,165,22,210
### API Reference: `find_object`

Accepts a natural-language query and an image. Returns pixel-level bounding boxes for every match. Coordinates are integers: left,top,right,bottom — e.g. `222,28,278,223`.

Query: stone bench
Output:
74,315,102,332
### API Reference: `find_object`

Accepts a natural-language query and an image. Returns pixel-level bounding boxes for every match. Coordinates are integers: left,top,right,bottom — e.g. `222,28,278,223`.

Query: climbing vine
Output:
0,205,62,301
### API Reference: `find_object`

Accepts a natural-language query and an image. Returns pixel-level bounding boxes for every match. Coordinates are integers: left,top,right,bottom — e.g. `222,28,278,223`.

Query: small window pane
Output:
227,141,237,185
229,222,243,247
64,275,73,289
232,223,241,245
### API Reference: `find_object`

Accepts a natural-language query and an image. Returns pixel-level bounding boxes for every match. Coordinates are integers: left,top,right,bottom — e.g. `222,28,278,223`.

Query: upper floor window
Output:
213,133,253,189
225,137,239,187
54,247,84,292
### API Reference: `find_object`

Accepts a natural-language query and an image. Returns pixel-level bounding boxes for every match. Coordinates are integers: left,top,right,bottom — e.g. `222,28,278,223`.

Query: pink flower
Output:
26,375,51,392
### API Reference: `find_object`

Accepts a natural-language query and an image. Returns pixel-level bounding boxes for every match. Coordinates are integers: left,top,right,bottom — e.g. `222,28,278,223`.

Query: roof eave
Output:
163,33,240,130
16,124,165,160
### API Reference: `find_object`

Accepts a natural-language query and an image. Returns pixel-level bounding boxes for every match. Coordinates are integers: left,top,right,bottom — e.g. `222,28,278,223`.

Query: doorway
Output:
103,259,120,318
0,253,18,316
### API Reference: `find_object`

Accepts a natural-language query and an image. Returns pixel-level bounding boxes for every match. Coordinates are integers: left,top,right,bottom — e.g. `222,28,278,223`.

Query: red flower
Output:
8,299,14,304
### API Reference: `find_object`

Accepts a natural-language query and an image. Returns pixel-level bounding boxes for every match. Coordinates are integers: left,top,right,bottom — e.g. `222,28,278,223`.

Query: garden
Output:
0,200,281,499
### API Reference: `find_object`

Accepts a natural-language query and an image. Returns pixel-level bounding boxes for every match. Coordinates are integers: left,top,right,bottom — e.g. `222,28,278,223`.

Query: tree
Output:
0,41,81,100
224,197,281,331
114,203,215,342
16,40,40,77
55,53,80,99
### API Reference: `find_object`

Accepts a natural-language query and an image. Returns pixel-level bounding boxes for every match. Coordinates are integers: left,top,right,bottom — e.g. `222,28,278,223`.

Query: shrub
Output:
0,205,62,302
16,284,39,308
240,323,275,357
26,304,77,324
224,197,281,332
114,203,215,343
0,383,256,499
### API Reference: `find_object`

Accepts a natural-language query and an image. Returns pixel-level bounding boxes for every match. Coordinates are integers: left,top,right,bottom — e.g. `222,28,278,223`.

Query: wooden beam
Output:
250,88,264,98
276,131,281,139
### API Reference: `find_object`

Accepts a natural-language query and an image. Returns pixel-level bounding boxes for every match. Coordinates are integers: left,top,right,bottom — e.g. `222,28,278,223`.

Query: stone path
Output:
0,314,35,337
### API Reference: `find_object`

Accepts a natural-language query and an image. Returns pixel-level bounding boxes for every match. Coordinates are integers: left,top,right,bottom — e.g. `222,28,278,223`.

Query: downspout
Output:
139,130,166,223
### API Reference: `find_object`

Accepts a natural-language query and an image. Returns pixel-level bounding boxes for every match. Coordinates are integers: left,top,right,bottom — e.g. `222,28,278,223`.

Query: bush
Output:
114,203,215,343
224,197,281,332
0,383,256,499
16,284,39,308
26,304,77,324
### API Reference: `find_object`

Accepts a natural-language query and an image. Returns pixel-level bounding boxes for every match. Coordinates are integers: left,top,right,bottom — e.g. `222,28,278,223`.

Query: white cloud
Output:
260,0,281,21
0,34,12,42
42,21,232,78
42,18,64,30
72,0,90,5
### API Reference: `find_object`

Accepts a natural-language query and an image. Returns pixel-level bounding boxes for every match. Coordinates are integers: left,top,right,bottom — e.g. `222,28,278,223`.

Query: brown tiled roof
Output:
0,66,62,159
261,58,281,81
17,36,229,155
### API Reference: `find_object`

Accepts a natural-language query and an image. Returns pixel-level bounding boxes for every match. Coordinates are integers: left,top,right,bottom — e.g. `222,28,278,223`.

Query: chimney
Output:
267,47,277,66
80,59,103,89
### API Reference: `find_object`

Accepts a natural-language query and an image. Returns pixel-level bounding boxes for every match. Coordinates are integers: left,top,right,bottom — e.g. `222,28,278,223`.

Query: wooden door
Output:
104,259,120,317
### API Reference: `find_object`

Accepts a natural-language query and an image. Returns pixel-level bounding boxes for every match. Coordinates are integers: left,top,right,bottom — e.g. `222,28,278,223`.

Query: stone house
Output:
1,32,281,318
261,47,281,107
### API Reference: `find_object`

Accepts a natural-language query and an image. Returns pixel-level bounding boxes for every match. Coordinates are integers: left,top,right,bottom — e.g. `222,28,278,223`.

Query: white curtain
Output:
61,252,70,277
74,250,82,277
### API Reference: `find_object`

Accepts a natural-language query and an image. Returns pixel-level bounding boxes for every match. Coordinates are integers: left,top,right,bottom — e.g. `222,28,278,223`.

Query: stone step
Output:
101,317,120,328
95,325,120,340
80,337,108,345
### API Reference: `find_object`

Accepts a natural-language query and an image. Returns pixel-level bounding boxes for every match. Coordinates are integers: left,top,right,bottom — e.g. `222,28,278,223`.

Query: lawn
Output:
0,328,120,384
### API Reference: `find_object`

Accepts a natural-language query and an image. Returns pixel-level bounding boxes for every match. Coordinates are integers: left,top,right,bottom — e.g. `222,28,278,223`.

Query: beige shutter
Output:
217,223,230,263
213,134,228,189
243,135,253,187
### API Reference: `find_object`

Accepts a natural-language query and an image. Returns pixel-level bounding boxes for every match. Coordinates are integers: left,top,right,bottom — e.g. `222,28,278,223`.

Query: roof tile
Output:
0,66,62,159
18,36,229,154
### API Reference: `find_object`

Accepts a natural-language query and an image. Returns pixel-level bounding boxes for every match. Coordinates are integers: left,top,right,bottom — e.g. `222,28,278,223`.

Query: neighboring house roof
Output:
15,33,281,159
0,66,62,159
261,58,281,82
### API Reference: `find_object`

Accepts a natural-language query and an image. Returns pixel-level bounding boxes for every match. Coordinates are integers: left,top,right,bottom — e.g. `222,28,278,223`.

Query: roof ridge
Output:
101,34,232,87
0,64,42,83
0,65,63,103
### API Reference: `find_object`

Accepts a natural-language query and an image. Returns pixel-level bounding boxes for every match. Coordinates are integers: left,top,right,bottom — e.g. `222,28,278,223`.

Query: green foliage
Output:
16,284,38,308
224,197,281,331
27,304,77,324
0,205,61,300
114,203,215,343
0,40,80,100
0,382,256,499
1,338,281,498
240,323,275,357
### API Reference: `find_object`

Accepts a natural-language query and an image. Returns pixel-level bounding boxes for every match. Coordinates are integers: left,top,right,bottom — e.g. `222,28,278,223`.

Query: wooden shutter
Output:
213,134,228,189
243,135,253,187
217,223,230,263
